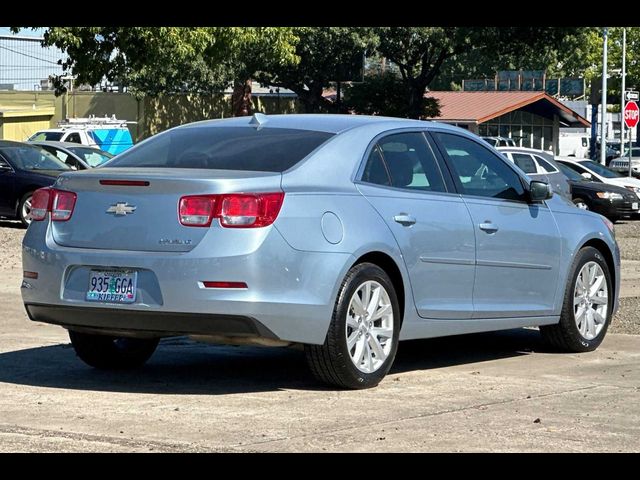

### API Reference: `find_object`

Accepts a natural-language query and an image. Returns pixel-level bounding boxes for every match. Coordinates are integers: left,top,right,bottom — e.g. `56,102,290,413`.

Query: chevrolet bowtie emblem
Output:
106,202,137,216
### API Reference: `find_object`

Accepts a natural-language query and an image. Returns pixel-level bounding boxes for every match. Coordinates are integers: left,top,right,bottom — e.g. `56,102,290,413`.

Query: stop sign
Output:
624,101,639,129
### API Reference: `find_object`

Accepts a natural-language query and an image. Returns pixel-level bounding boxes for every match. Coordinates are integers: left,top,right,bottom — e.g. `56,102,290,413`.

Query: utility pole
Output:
601,28,609,165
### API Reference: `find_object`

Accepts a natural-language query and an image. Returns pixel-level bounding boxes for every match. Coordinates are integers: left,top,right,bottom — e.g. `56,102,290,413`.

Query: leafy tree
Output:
256,27,377,113
345,71,439,118
11,27,299,100
373,27,582,118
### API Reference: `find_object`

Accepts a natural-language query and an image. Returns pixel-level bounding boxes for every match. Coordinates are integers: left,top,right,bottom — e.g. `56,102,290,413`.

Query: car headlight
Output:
596,192,623,200
601,215,615,236
624,186,640,199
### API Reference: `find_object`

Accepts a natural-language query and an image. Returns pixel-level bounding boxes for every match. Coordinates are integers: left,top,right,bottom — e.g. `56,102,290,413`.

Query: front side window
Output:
559,161,602,182
28,131,64,141
580,160,621,179
435,133,526,202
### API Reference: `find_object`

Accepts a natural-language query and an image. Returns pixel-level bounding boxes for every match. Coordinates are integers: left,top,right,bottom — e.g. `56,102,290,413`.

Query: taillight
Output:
30,187,77,222
179,195,217,227
51,190,77,221
178,192,284,228
30,188,52,221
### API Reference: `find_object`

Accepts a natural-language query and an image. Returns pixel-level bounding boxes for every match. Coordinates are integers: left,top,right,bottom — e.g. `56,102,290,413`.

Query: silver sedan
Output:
21,114,620,388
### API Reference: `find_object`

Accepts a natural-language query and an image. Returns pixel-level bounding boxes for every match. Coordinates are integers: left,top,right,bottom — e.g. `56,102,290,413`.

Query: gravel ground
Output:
1,218,639,334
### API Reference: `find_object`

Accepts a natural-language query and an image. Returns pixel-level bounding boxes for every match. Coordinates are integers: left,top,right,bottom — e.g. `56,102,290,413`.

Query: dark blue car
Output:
0,140,72,226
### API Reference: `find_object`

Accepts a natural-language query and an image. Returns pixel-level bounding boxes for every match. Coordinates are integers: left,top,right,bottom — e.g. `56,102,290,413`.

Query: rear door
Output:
356,131,476,319
433,132,562,319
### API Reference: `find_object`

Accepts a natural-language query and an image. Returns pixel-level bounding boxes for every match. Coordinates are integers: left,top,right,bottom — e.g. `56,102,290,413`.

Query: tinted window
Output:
579,160,622,178
377,133,446,192
66,132,82,144
558,161,602,182
362,146,390,186
28,131,64,141
0,146,71,171
511,153,538,174
556,162,583,181
436,133,526,202
534,155,558,173
106,126,334,172
67,147,113,167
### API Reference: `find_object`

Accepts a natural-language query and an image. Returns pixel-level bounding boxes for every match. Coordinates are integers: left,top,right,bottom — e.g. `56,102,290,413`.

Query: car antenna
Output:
249,113,268,129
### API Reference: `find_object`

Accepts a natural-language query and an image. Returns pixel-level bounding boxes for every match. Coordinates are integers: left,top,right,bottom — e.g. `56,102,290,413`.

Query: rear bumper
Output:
25,303,277,339
21,220,354,345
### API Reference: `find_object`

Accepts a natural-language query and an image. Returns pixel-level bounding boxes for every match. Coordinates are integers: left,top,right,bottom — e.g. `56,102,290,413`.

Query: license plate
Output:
86,270,137,304
633,202,639,210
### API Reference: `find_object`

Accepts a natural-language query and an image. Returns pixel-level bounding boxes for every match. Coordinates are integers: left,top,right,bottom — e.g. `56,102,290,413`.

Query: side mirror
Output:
581,172,593,180
529,180,553,202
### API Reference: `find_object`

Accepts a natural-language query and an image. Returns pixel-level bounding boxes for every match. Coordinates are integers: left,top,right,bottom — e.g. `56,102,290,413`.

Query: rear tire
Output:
305,263,400,389
540,247,613,352
69,330,159,369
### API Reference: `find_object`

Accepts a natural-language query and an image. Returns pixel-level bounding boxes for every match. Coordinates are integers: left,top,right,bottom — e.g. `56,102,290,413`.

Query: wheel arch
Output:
351,251,407,325
579,238,616,301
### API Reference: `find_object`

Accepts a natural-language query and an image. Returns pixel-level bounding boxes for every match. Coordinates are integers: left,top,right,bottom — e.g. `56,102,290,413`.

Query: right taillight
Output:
178,192,284,228
30,187,77,222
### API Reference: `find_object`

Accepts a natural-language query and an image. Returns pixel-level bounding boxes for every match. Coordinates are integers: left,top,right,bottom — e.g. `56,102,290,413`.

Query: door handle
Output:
393,214,416,226
478,222,498,233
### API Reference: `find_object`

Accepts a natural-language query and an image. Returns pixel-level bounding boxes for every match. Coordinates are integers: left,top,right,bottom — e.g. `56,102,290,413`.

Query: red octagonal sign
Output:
624,101,639,129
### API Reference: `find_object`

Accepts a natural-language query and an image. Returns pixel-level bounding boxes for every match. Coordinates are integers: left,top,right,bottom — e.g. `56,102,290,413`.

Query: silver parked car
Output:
497,146,572,200
22,114,620,389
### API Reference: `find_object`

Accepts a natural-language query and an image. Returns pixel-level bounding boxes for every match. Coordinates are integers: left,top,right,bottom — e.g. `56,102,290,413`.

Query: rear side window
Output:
106,126,334,172
66,132,82,144
362,146,391,186
511,153,538,174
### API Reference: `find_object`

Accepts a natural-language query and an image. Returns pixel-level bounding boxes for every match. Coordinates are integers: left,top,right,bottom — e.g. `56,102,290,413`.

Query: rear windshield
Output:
28,131,64,141
67,146,113,167
105,126,335,172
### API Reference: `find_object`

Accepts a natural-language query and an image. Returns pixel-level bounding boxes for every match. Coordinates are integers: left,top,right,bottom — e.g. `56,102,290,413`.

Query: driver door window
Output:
435,133,527,202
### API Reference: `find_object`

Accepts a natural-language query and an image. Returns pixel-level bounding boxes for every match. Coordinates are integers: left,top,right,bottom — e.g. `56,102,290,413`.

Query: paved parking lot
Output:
0,219,639,452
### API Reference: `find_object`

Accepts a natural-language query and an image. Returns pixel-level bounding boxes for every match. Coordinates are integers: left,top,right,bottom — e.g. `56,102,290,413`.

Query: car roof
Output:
30,141,96,149
0,140,39,148
177,113,460,135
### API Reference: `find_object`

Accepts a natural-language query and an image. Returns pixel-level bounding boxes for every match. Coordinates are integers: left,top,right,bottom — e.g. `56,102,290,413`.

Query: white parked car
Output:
608,147,640,176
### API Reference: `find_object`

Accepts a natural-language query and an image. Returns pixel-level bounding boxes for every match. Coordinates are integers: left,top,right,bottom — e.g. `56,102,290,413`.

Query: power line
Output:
0,43,62,65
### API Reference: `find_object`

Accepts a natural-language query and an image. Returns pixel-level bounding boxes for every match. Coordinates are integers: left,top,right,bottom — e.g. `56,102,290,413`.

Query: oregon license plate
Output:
86,270,137,304
633,202,639,210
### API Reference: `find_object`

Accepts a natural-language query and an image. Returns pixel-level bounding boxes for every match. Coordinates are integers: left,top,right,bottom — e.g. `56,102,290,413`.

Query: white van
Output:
558,133,590,158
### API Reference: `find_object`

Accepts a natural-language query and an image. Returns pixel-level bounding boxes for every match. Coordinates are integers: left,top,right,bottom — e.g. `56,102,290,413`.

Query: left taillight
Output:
30,187,77,222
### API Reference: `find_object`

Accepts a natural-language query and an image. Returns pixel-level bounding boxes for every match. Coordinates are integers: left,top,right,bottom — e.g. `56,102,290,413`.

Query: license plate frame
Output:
86,269,137,304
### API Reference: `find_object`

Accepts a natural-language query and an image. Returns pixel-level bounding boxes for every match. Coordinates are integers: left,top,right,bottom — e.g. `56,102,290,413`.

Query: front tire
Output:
305,263,400,389
18,192,33,227
69,330,159,369
540,247,613,352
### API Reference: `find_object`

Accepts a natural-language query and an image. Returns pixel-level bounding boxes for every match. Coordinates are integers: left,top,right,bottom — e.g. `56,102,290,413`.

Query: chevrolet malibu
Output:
21,114,620,389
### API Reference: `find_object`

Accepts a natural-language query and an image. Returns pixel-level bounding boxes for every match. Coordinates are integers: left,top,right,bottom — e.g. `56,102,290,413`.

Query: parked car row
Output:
0,140,113,226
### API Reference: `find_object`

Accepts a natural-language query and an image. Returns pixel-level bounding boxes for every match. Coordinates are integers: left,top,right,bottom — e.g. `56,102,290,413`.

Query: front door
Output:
433,132,562,318
357,131,476,319
0,155,15,216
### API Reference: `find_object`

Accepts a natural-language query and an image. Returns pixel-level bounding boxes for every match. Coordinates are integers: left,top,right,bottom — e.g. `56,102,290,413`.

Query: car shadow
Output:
0,329,546,394
0,219,26,230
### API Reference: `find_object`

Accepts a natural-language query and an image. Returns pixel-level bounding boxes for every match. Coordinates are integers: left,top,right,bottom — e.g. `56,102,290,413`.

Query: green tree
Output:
11,27,299,99
373,27,582,118
345,71,439,118
256,27,377,113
